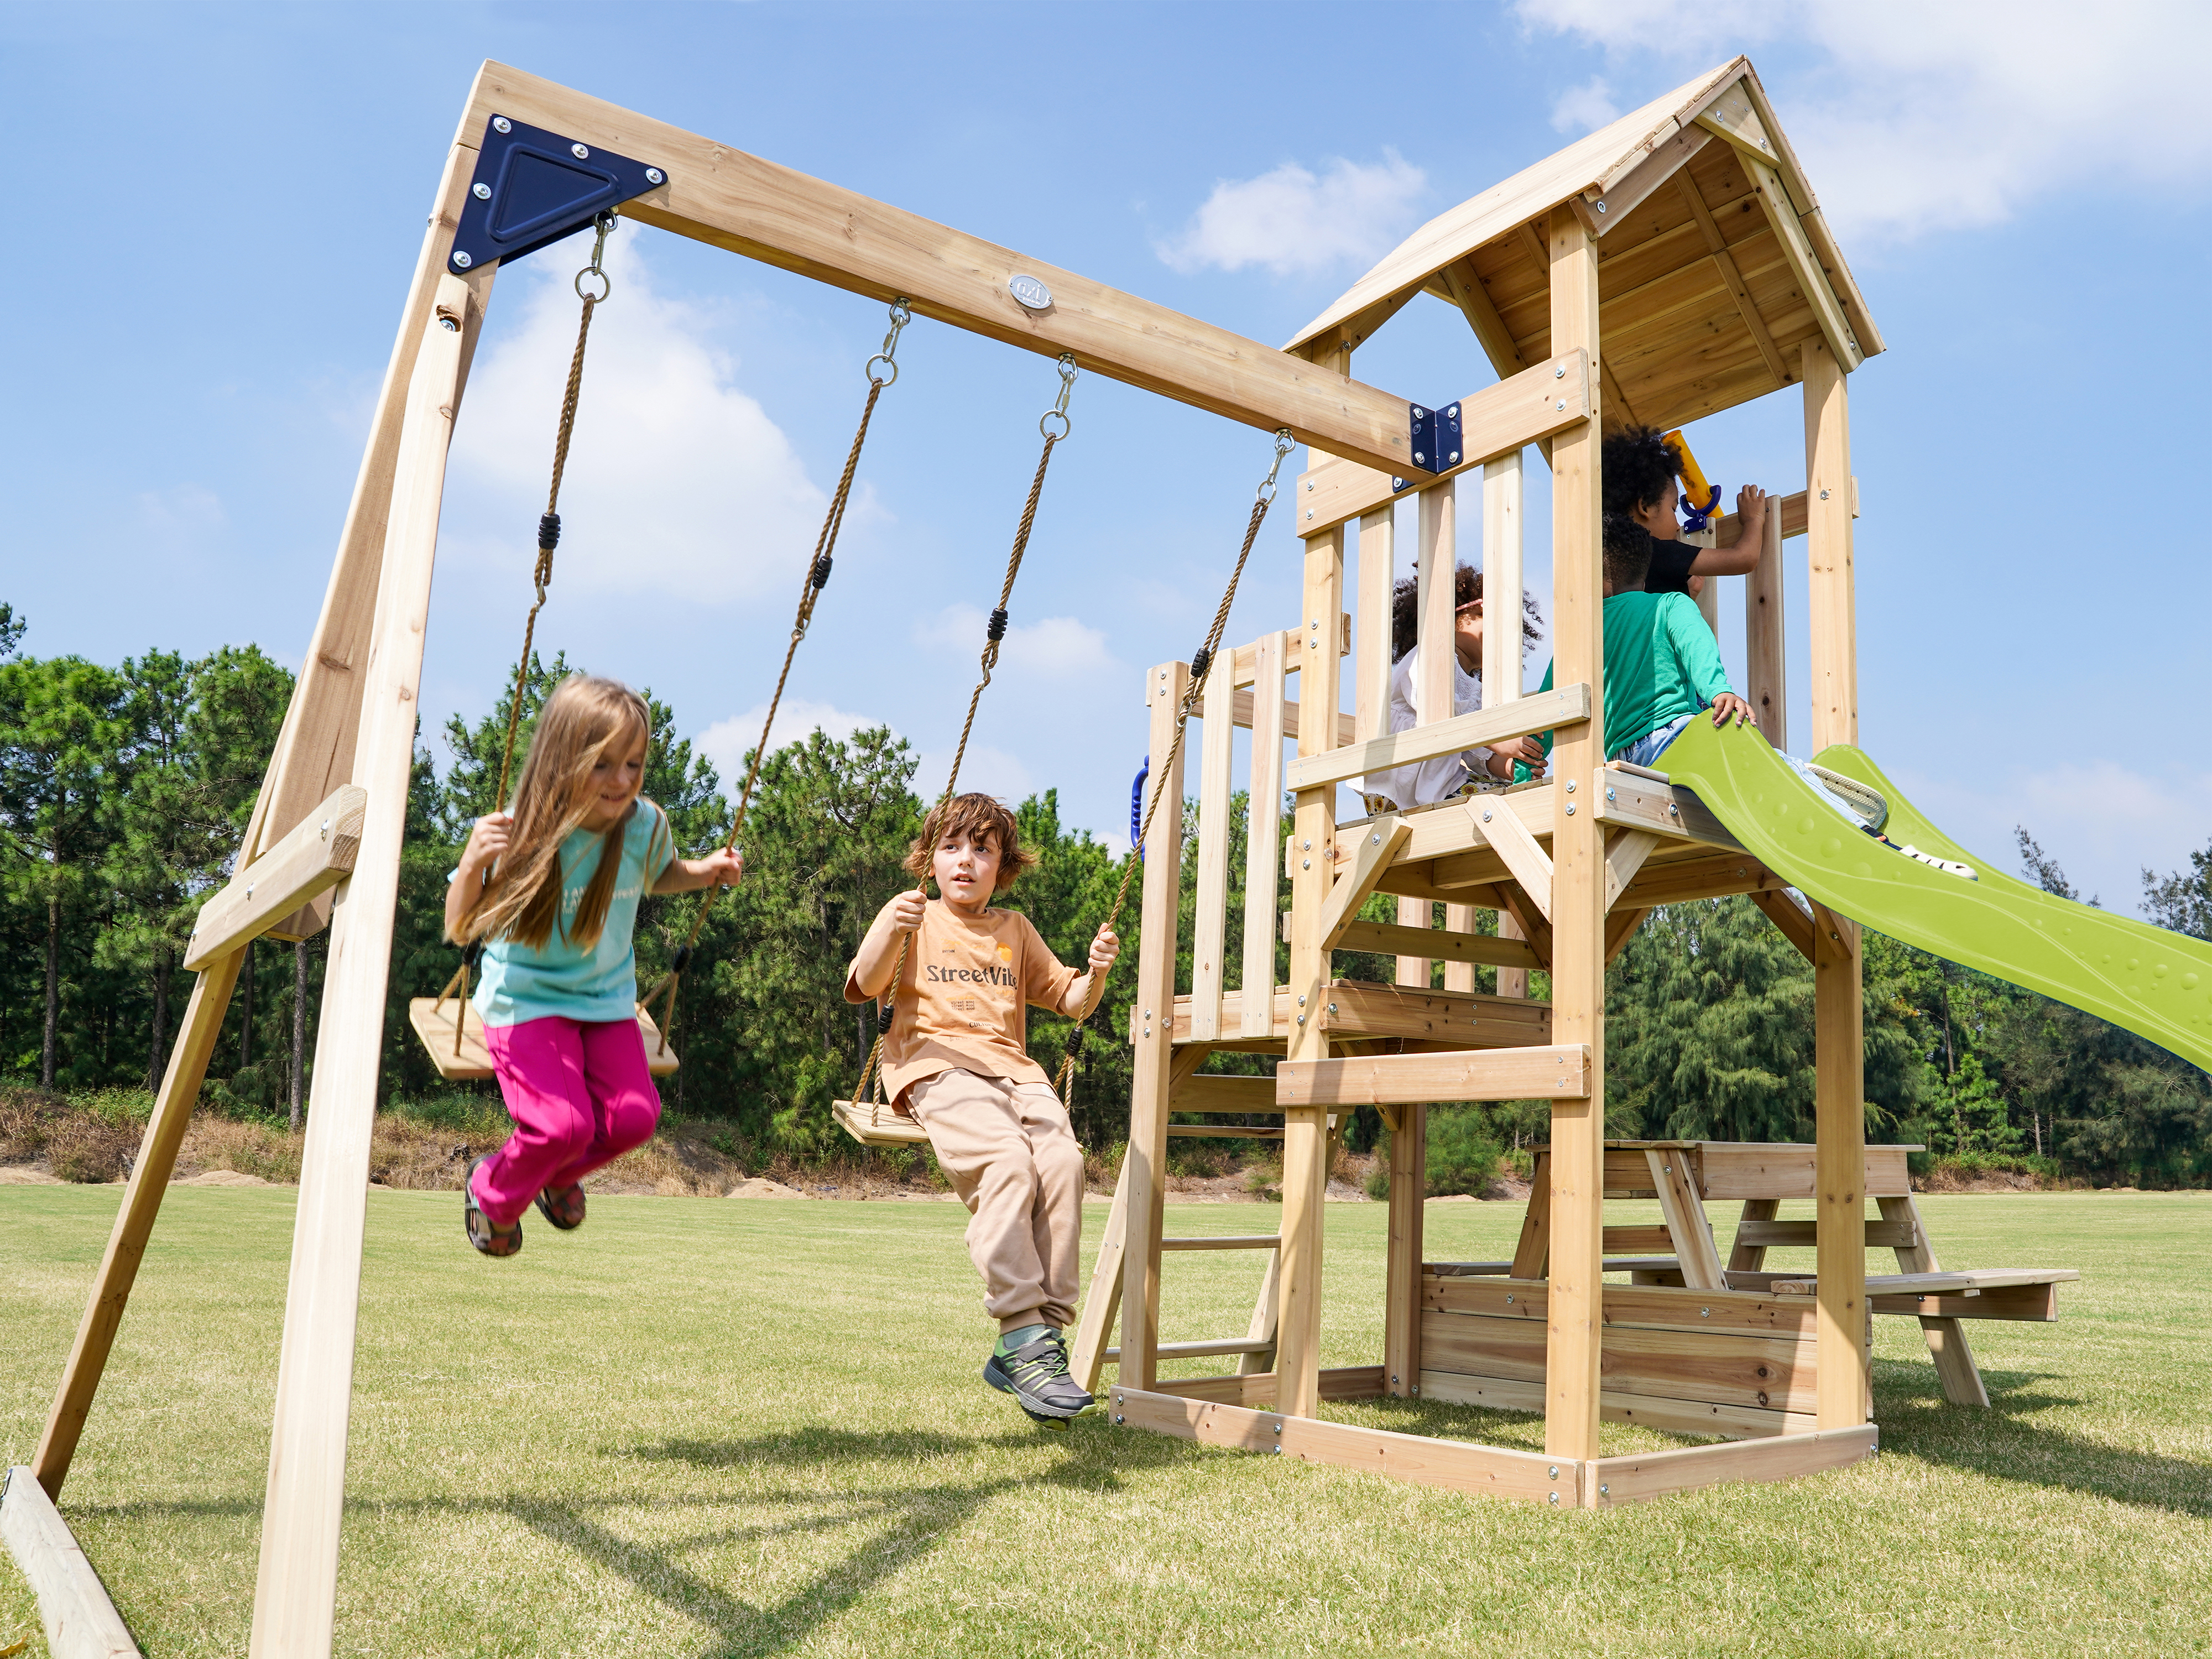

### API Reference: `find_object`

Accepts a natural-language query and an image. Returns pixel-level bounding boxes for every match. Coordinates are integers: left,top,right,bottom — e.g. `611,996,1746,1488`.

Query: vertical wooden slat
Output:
1803,337,1866,1434
1747,490,1787,747
1495,910,1530,1001
1541,206,1607,1476
248,275,480,1659
1355,508,1395,745
1188,665,1235,1041
1071,1151,1130,1394
1442,903,1478,993
1694,568,1723,635
1276,525,1346,1420
1118,662,1190,1393
1485,449,1528,1002
1383,1101,1427,1396
1239,633,1287,1038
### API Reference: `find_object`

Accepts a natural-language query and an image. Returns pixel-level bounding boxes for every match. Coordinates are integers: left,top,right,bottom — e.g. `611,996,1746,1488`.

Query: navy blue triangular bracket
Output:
448,115,671,276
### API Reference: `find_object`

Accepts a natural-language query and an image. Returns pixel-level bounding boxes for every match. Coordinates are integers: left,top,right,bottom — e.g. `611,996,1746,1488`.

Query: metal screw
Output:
1391,1374,1399,1384
1668,804,1680,816
1505,1293,1514,1304
1297,995,1306,1006
1144,1009,1152,1019
320,819,330,839
452,250,474,268
1328,1003,1338,1015
1565,804,1575,815
246,885,254,899
1415,451,1426,463
1548,1492,1559,1505
1549,1465,1559,1479
1819,488,1831,499
1305,509,1314,520
1115,1414,1125,1423
492,116,512,133
1701,1307,1711,1317
1371,833,1381,844
1301,859,1311,870
1555,364,1566,378
1303,839,1312,849
472,182,492,200
1556,400,1567,411
1449,405,1460,418
1305,480,1314,492
1483,810,1493,823
1605,787,1615,802
1413,406,1426,418
645,167,665,185
1566,780,1575,793
571,142,591,160
1599,1483,1610,1496
1310,620,1320,630
440,317,459,331
1449,451,1459,463
1296,1015,1306,1025
1595,201,1608,214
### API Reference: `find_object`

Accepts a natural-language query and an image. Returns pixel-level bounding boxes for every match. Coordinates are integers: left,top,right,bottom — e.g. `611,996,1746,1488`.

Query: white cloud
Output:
914,606,1117,679
696,697,885,782
445,223,831,601
1551,75,1621,133
1514,0,2212,243
1156,152,1428,275
915,744,1033,807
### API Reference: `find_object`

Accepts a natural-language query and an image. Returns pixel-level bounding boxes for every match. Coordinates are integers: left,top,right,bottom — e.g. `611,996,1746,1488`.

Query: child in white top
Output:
1364,565,1547,811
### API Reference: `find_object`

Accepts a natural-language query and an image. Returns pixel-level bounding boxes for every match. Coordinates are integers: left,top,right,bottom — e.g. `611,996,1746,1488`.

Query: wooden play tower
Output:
1074,65,1897,1500
8,51,1985,1658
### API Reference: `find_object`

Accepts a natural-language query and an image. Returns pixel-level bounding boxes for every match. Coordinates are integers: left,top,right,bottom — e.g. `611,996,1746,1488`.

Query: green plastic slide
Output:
1654,717,2212,1075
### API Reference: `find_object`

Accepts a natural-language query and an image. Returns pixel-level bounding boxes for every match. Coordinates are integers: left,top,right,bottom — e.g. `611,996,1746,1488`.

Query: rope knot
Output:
538,512,561,551
986,607,1009,642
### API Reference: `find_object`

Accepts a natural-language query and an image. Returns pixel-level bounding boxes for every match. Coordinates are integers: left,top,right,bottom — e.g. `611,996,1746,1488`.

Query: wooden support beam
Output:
1880,1193,1989,1408
181,787,367,971
1237,1239,1285,1377
1277,1045,1590,1107
1746,495,1787,745
34,952,244,1496
1159,1235,1282,1253
1498,884,1553,970
1320,917,1541,971
1107,1386,1580,1505
1579,121,1714,233
1647,1150,1726,1290
1752,888,1816,961
1119,662,1192,1393
1290,352,1592,538
464,64,1444,473
1318,819,1412,951
1738,148,1864,372
1072,1148,1129,1394
1604,907,1649,964
1275,523,1345,1421
1355,512,1395,746
1589,1425,1877,1505
1437,259,1522,377
1385,1100,1427,1398
248,274,481,1659
1804,340,1858,749
1543,205,1608,1479
1602,829,1661,912
1170,1072,1278,1114
1470,796,1554,925
1103,1338,1273,1362
2,1466,142,1658
1673,170,1790,390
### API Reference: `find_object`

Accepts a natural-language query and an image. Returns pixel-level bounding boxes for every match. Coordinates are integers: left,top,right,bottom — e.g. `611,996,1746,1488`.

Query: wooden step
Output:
1102,1337,1274,1361
1160,1235,1280,1252
1142,979,1552,1052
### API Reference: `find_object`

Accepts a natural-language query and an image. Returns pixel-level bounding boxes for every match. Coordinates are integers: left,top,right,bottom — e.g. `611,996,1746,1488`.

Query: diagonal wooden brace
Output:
1602,828,1661,914
1470,796,1553,924
182,786,367,971
1318,817,1412,952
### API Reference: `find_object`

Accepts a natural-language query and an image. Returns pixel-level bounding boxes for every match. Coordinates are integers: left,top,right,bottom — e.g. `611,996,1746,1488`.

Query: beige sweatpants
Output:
905,1068,1084,1333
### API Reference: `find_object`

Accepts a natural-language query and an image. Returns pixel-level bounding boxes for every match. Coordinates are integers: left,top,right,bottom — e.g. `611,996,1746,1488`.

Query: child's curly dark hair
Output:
1603,512,1655,594
1601,425,1683,519
1390,564,1544,662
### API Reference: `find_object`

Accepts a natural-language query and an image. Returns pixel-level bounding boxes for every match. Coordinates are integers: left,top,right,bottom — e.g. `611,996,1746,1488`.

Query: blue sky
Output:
4,1,2207,915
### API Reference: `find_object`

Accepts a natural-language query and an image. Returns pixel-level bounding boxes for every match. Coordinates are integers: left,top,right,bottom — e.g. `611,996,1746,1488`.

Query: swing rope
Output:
849,356,1079,1115
1047,428,1295,1102
435,213,619,1051
638,299,917,1050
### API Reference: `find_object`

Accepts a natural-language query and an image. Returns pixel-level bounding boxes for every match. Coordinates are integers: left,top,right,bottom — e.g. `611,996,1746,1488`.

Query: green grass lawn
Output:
3,1186,2209,1657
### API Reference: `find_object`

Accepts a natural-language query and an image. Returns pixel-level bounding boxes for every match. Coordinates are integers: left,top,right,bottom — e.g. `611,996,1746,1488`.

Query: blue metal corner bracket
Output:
448,116,670,276
1392,399,1464,492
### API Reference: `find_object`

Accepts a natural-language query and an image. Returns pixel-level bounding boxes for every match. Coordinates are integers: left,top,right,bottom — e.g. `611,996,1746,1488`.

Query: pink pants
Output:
471,1016,662,1227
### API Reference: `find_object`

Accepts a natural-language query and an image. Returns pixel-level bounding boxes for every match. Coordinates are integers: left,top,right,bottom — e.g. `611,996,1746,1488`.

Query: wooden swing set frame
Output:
9,53,1902,1657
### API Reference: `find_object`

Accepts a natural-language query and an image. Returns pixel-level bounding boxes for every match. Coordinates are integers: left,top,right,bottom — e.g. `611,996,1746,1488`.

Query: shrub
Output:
1426,1107,1504,1198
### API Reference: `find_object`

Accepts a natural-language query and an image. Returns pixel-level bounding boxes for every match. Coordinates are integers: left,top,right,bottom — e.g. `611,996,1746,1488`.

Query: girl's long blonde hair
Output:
454,675,651,952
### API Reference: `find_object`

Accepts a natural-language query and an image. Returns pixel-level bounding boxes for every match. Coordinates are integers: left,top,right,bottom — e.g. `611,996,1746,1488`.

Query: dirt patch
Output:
0,1165,65,1185
726,1177,808,1200
1916,1165,2043,1193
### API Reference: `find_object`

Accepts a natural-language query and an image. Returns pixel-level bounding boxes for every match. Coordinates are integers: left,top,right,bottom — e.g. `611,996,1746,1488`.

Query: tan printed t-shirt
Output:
845,899,1081,1106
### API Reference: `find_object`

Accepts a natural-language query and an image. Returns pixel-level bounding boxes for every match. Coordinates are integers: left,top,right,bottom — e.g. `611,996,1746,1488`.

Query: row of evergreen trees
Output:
4,600,2209,1182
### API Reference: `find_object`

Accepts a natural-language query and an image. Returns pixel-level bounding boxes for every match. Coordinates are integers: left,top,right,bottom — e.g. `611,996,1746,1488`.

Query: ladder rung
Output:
1166,1125,1283,1139
1160,1235,1280,1251
1102,1338,1273,1361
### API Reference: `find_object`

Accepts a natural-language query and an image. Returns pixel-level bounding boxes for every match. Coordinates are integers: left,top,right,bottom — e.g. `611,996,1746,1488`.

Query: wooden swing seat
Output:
831,1097,927,1148
407,998,679,1080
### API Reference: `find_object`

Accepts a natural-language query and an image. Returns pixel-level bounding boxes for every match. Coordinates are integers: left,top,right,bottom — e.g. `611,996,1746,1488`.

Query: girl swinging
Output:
445,674,743,1256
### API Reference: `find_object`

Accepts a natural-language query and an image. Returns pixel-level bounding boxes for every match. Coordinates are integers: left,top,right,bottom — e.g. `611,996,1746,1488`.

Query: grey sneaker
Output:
983,1329,1093,1422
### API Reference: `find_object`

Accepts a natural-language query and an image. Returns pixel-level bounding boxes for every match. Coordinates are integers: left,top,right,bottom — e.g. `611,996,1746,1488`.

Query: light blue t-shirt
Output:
467,802,676,1027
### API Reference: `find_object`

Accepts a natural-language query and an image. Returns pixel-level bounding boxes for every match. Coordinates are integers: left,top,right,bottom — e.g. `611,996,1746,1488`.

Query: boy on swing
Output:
847,793,1119,1425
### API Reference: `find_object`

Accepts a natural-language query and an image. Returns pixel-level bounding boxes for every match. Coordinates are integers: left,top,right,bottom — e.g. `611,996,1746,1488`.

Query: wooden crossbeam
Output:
1277,1045,1590,1107
183,787,366,971
1283,684,1589,794
1308,916,1542,971
471,62,1438,474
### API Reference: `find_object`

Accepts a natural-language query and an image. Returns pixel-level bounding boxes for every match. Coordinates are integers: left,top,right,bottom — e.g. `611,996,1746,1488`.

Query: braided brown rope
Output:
1048,450,1285,1101
851,380,1075,1115
643,310,911,1051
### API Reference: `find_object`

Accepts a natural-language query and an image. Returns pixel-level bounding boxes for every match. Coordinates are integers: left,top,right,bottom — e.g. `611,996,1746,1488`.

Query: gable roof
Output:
1286,58,1882,430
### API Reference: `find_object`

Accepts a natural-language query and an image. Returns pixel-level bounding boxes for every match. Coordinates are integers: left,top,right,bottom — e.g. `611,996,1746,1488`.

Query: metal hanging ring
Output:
866,354,900,388
575,268,612,304
1039,408,1072,441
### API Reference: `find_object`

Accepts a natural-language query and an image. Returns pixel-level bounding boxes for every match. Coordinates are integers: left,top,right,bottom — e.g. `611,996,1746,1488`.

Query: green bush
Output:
1425,1107,1503,1198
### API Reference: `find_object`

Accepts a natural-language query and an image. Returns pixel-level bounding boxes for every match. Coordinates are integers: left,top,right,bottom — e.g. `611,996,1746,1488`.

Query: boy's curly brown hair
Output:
903,792,1037,893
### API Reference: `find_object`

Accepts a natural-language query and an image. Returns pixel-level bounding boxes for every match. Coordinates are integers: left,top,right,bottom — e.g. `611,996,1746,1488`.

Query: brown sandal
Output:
465,1157,523,1257
533,1183,587,1231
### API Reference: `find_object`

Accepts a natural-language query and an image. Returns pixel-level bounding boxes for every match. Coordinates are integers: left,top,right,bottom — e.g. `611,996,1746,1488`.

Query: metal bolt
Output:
1415,451,1426,463
1483,810,1493,822
439,317,459,331
1556,400,1566,411
320,819,330,839
1413,406,1426,419
1605,787,1615,802
1668,804,1680,816
1296,1015,1306,1025
1701,1307,1711,1317
1303,839,1312,849
1819,488,1831,499
1566,780,1575,793
1391,1374,1399,1384
645,167,665,185
1449,451,1459,463
1371,833,1381,844
1305,479,1314,492
1449,405,1460,418
472,182,492,200
1301,859,1311,870
1328,1003,1338,1015
1297,995,1306,1006
246,885,254,899
1555,364,1566,378
1505,1293,1514,1304
492,116,512,133
1549,1465,1559,1479
1548,1492,1559,1505
1599,1483,1610,1496
571,142,591,160
1565,804,1575,815
452,249,474,268
1116,1414,1125,1423
1595,201,1608,214
1144,1009,1152,1019
1305,509,1314,520
1310,620,1320,630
